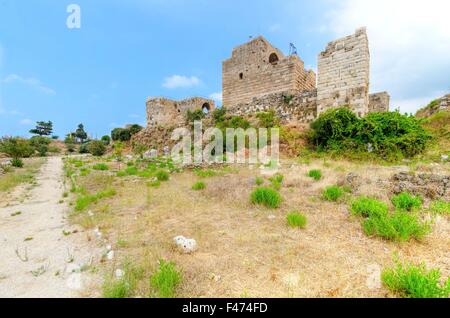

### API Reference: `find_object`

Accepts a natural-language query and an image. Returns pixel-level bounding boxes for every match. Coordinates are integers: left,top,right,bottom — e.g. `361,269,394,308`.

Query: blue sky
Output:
0,0,449,138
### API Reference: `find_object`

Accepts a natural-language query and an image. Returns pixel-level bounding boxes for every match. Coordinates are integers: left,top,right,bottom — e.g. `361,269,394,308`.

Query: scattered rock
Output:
106,250,114,260
441,154,449,162
173,236,197,254
391,172,449,199
115,269,124,278
345,173,362,192
144,149,158,159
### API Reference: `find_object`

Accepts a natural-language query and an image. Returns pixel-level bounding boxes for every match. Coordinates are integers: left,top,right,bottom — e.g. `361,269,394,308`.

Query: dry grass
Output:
68,156,450,298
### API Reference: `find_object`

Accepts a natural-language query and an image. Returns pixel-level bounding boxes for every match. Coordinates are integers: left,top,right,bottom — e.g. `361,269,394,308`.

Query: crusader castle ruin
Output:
145,28,390,129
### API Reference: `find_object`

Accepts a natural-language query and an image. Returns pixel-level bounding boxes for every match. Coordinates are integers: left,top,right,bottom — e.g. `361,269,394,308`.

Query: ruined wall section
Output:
369,92,390,113
146,97,215,128
222,36,316,108
229,89,317,124
317,27,370,117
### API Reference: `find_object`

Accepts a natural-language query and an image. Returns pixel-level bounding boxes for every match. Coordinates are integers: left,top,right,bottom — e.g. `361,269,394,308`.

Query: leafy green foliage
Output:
251,187,282,208
75,123,88,143
269,174,284,190
192,181,206,191
391,192,422,211
307,169,322,181
101,135,111,145
287,212,307,229
74,188,116,212
310,107,432,160
92,163,109,171
322,186,344,202
11,158,24,168
87,140,107,156
256,110,280,128
382,262,450,298
111,128,132,142
30,136,51,157
150,260,182,298
186,109,205,123
0,137,34,159
255,177,264,186
212,107,227,123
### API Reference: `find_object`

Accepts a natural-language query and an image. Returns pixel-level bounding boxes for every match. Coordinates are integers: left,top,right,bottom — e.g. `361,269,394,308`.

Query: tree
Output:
111,128,131,142
128,124,143,135
29,121,53,136
75,124,88,143
101,135,111,145
87,140,106,156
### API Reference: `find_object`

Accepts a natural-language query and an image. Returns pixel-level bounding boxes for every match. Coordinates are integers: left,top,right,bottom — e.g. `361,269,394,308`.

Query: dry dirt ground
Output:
68,157,449,298
0,157,100,298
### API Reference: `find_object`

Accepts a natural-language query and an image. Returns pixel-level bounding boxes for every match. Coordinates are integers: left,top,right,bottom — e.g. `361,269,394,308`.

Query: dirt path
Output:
0,157,99,298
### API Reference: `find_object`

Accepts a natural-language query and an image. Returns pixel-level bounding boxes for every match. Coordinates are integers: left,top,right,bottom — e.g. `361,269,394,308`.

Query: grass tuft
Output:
150,260,182,298
155,170,170,181
307,169,322,181
429,200,450,215
382,262,450,298
92,163,109,171
287,212,307,229
192,181,206,191
391,192,422,211
255,177,264,186
322,186,344,202
103,261,145,298
250,187,282,209
351,196,389,218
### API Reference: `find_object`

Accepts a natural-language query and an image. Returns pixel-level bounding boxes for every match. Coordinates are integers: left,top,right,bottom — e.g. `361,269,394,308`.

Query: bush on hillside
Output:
111,128,132,142
309,107,432,160
87,140,107,156
0,137,35,159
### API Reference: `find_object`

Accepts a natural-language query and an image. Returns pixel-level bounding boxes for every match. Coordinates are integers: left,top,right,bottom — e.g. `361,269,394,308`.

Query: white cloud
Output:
3,74,56,95
19,118,33,125
209,92,222,103
162,75,201,89
322,0,450,112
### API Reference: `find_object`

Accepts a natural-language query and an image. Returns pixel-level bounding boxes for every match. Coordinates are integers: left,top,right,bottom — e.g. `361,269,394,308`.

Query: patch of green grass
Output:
125,166,138,176
351,197,389,218
155,170,169,181
192,181,206,191
363,210,431,242
150,260,182,298
74,188,117,212
137,170,153,178
382,262,450,298
80,167,90,176
255,177,264,186
24,237,33,242
391,192,422,211
307,169,322,181
116,170,127,177
11,211,22,217
103,261,145,298
193,169,218,178
269,174,284,190
250,187,282,209
147,180,161,188
63,192,69,198
322,186,344,202
287,212,307,229
428,200,450,215
93,163,109,171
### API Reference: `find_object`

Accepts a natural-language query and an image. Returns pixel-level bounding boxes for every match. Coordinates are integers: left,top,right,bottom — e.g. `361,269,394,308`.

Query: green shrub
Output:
429,200,450,215
93,163,109,171
11,158,24,168
309,107,432,159
74,188,116,212
48,145,61,153
322,186,344,202
150,260,182,298
125,166,138,176
382,262,450,298
363,210,431,242
287,212,307,229
212,107,227,123
0,137,34,159
155,170,169,181
186,109,205,123
391,192,422,211
351,197,389,218
307,169,322,181
87,140,107,156
116,171,127,177
192,181,206,191
251,187,281,208
30,136,51,156
101,135,111,145
78,142,90,154
256,110,280,128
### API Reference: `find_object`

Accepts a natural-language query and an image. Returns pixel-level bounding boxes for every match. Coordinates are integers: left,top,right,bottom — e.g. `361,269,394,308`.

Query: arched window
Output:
239,72,244,80
269,53,279,64
202,103,211,114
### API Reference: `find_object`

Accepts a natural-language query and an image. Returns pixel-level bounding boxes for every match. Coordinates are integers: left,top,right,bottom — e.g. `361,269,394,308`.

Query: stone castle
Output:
146,27,390,128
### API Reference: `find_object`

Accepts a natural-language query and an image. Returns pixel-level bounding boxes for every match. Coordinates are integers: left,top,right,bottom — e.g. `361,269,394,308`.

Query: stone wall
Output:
416,93,450,118
147,97,215,128
222,36,316,108
317,27,370,117
369,92,390,113
229,89,317,124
